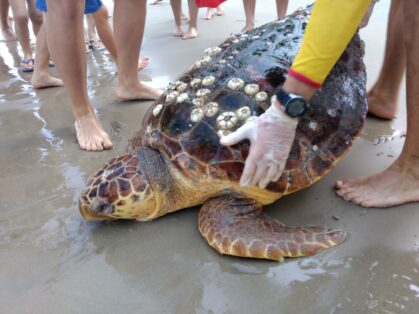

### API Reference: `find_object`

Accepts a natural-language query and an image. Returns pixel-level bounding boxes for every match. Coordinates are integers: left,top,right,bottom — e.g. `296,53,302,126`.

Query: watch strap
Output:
276,88,291,106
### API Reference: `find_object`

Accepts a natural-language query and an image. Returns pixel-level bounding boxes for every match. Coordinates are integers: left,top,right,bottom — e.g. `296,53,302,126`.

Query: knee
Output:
29,10,43,25
13,13,29,27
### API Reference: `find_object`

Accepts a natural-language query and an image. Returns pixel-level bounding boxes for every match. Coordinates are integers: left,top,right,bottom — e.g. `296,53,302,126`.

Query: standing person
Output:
242,0,288,32
367,0,405,120
0,0,17,41
8,0,42,71
222,0,419,208
37,0,162,151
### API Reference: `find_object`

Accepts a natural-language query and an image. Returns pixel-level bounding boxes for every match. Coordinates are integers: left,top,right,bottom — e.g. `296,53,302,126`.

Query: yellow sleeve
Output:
289,0,371,88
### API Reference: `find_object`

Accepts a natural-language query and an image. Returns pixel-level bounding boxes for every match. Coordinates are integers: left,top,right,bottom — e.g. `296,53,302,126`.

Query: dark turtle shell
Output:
131,7,367,194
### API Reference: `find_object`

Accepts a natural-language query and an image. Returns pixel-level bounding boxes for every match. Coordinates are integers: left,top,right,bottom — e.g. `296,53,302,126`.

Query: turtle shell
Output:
131,7,367,195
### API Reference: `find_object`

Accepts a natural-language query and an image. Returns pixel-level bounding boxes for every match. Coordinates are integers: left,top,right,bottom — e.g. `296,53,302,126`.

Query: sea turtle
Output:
79,7,367,261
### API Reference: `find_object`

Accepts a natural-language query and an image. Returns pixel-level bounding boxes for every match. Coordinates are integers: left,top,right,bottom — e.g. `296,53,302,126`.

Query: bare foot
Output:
173,25,184,37
241,23,255,33
367,88,398,120
116,82,163,101
31,74,63,89
138,57,149,71
150,0,163,5
216,8,226,16
182,27,198,40
75,114,113,151
1,28,17,42
335,160,419,208
204,9,214,20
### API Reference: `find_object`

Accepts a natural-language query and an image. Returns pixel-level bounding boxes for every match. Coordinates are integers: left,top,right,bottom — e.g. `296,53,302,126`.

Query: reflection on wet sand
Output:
0,0,417,313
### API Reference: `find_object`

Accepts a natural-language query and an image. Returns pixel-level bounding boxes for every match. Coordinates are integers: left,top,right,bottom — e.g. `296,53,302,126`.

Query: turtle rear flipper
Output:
198,195,346,261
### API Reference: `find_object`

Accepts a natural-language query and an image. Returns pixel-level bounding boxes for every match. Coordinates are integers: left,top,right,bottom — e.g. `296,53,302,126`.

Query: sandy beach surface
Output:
0,0,418,313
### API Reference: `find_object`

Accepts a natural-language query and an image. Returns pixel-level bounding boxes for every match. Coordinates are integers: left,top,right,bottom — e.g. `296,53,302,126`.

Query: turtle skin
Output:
80,7,367,261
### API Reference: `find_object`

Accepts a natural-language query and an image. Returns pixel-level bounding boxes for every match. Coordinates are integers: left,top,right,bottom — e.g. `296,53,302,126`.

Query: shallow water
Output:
0,1,418,313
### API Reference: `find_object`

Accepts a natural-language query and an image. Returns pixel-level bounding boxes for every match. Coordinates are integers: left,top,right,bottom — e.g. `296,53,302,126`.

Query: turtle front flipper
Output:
198,195,346,261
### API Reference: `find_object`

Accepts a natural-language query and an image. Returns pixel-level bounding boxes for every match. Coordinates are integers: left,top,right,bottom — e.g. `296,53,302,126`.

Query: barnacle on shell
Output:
204,102,219,117
192,98,205,107
236,106,252,120
166,91,179,103
255,91,268,102
176,82,188,92
152,104,163,117
190,78,202,88
204,47,222,56
196,88,211,98
217,130,231,138
244,84,260,96
202,76,215,87
216,111,238,130
191,108,204,123
227,78,245,90
176,92,189,103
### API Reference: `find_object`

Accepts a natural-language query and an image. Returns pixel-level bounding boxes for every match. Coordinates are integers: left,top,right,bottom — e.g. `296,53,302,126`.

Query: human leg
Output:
204,8,214,20
9,0,33,64
113,0,162,100
45,0,112,151
1,0,17,41
31,21,63,88
275,0,288,19
27,0,42,35
92,5,116,56
335,0,419,208
215,5,225,16
367,0,405,120
182,0,198,39
170,0,183,37
242,0,256,32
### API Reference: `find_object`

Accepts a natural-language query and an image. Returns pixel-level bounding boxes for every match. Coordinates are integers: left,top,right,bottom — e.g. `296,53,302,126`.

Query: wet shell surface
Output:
244,84,260,96
196,89,211,98
255,91,268,102
152,104,163,117
236,106,252,120
191,108,204,123
204,102,219,117
202,76,215,87
227,78,245,90
216,112,238,130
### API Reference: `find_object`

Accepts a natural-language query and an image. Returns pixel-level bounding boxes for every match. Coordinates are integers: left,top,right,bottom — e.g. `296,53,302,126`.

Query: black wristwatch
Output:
276,88,308,118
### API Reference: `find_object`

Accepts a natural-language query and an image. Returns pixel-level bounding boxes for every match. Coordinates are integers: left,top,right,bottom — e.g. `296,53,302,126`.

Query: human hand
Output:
220,102,298,189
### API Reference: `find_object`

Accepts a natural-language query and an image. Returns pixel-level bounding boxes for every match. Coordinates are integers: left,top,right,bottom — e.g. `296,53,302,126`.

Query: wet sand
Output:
0,1,418,313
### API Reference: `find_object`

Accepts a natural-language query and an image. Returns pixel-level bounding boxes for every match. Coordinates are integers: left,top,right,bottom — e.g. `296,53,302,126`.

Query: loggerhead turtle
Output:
79,7,367,261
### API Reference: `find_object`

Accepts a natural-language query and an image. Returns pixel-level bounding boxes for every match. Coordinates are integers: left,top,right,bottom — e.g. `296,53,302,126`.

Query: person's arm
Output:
221,0,371,189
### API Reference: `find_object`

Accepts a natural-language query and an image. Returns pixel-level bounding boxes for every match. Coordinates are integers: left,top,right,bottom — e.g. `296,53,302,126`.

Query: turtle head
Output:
79,153,157,221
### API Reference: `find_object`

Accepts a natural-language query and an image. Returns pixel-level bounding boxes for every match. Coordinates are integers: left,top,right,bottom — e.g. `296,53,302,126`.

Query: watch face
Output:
286,98,307,117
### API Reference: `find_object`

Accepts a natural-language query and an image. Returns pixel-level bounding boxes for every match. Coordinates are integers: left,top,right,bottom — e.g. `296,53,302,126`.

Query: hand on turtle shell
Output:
220,103,298,189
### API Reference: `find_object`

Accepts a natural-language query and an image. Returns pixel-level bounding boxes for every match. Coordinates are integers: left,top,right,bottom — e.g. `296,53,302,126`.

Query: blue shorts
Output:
36,0,103,14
